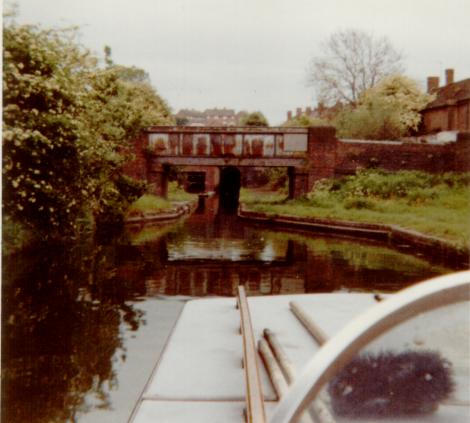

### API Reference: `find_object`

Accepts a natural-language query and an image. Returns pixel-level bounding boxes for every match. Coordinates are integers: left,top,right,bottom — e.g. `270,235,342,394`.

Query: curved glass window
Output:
270,271,470,423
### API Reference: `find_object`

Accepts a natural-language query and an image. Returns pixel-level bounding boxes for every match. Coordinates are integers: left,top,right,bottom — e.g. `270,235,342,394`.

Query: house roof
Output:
424,78,470,110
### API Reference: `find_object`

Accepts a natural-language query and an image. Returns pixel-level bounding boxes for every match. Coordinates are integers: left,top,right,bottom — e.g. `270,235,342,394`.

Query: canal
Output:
2,196,455,422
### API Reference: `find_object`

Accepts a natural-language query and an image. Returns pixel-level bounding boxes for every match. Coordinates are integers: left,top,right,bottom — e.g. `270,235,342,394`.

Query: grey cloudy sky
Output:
11,0,470,124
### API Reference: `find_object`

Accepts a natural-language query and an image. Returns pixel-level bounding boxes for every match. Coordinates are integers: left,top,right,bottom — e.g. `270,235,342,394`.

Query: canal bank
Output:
125,200,198,224
238,205,469,269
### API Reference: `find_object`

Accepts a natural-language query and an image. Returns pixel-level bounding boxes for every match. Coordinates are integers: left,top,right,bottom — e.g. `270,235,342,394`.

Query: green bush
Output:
317,170,470,203
3,18,173,243
405,187,438,204
341,170,431,199
305,190,336,208
266,168,288,191
2,217,35,254
240,111,269,127
343,197,376,210
439,172,470,188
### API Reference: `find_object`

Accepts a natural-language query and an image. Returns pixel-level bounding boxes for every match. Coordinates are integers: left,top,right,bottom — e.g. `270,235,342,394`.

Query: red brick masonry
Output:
123,127,470,196
308,129,470,186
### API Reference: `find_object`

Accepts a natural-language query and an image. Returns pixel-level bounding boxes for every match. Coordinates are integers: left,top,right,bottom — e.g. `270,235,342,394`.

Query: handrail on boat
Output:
238,285,267,423
269,270,470,423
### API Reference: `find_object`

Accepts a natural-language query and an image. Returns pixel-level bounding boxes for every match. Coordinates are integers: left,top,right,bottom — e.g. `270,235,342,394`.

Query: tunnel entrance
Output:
184,172,206,193
219,166,241,212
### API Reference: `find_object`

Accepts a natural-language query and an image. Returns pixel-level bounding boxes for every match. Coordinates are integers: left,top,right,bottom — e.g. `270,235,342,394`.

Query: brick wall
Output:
307,127,337,189
455,132,470,172
122,132,148,180
304,127,470,179
333,139,457,175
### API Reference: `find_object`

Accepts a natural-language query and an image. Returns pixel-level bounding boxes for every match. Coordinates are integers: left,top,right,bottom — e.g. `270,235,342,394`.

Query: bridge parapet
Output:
145,126,309,160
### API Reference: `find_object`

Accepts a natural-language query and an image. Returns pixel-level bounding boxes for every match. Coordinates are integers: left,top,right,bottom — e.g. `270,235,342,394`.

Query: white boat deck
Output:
131,292,469,423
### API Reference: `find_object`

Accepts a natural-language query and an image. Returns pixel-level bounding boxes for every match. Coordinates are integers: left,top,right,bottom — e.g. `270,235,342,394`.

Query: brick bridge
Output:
125,126,337,199
125,126,469,201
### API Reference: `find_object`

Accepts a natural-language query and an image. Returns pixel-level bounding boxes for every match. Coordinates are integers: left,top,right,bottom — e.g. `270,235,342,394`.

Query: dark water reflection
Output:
128,195,452,296
2,195,454,422
2,240,148,423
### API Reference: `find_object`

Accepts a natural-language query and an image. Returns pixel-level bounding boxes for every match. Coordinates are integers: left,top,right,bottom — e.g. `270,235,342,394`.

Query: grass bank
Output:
126,182,197,217
240,170,470,249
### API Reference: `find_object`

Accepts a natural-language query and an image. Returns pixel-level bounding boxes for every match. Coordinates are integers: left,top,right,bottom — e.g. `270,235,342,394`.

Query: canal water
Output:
2,196,454,422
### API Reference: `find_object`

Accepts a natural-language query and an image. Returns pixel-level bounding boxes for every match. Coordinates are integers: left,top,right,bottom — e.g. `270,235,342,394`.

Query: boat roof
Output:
130,273,470,422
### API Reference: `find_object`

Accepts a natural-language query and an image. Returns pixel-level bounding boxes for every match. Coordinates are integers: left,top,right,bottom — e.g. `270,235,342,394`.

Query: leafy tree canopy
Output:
3,23,90,236
3,18,173,240
334,99,404,140
334,75,433,140
240,111,269,127
282,114,326,128
361,75,434,132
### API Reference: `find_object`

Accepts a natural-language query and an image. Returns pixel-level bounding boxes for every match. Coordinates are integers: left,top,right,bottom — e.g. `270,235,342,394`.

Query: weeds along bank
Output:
125,182,197,221
240,169,470,249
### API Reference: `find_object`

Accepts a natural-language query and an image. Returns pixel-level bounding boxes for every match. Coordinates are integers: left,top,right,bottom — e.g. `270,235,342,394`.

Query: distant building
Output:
420,69,470,133
285,103,341,123
175,108,248,126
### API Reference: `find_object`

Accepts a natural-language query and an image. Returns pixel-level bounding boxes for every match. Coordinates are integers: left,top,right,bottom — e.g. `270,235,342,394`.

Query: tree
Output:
361,75,433,132
240,111,269,127
282,114,326,128
78,65,173,226
104,45,113,66
309,29,403,107
176,117,189,126
334,75,433,140
3,22,91,236
334,99,404,140
3,18,173,240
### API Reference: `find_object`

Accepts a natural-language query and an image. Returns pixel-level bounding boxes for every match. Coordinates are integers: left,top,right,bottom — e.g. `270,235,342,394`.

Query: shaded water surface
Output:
2,196,454,422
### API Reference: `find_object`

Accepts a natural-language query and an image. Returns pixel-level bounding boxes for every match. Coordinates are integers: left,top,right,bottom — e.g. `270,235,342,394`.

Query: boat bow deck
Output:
131,281,470,423
131,293,380,422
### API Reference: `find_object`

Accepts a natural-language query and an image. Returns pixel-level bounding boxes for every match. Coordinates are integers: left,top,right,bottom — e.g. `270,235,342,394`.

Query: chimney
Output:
287,110,292,120
306,107,312,116
427,76,439,93
445,68,454,85
296,107,302,118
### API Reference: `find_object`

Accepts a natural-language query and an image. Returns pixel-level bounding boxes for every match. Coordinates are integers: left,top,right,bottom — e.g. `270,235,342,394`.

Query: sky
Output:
9,0,470,125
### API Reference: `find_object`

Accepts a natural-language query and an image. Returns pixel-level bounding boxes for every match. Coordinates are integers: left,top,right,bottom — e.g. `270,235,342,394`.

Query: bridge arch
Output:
219,166,241,211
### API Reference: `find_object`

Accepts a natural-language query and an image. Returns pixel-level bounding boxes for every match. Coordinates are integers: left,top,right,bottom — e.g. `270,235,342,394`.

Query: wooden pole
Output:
263,329,296,383
263,329,336,423
258,338,289,398
238,286,267,423
259,337,314,423
290,301,328,346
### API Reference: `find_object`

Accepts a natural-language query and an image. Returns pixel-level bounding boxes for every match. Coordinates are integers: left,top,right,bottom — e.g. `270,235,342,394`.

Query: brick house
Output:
421,69,470,133
175,108,248,126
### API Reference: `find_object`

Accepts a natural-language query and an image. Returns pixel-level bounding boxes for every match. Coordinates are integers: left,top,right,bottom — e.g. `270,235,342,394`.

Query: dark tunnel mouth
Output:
219,166,241,212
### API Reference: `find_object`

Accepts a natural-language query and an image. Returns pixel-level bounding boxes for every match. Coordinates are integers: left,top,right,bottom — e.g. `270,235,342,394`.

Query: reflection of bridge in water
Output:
137,199,318,296
123,196,450,298
148,239,311,296
146,259,307,297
